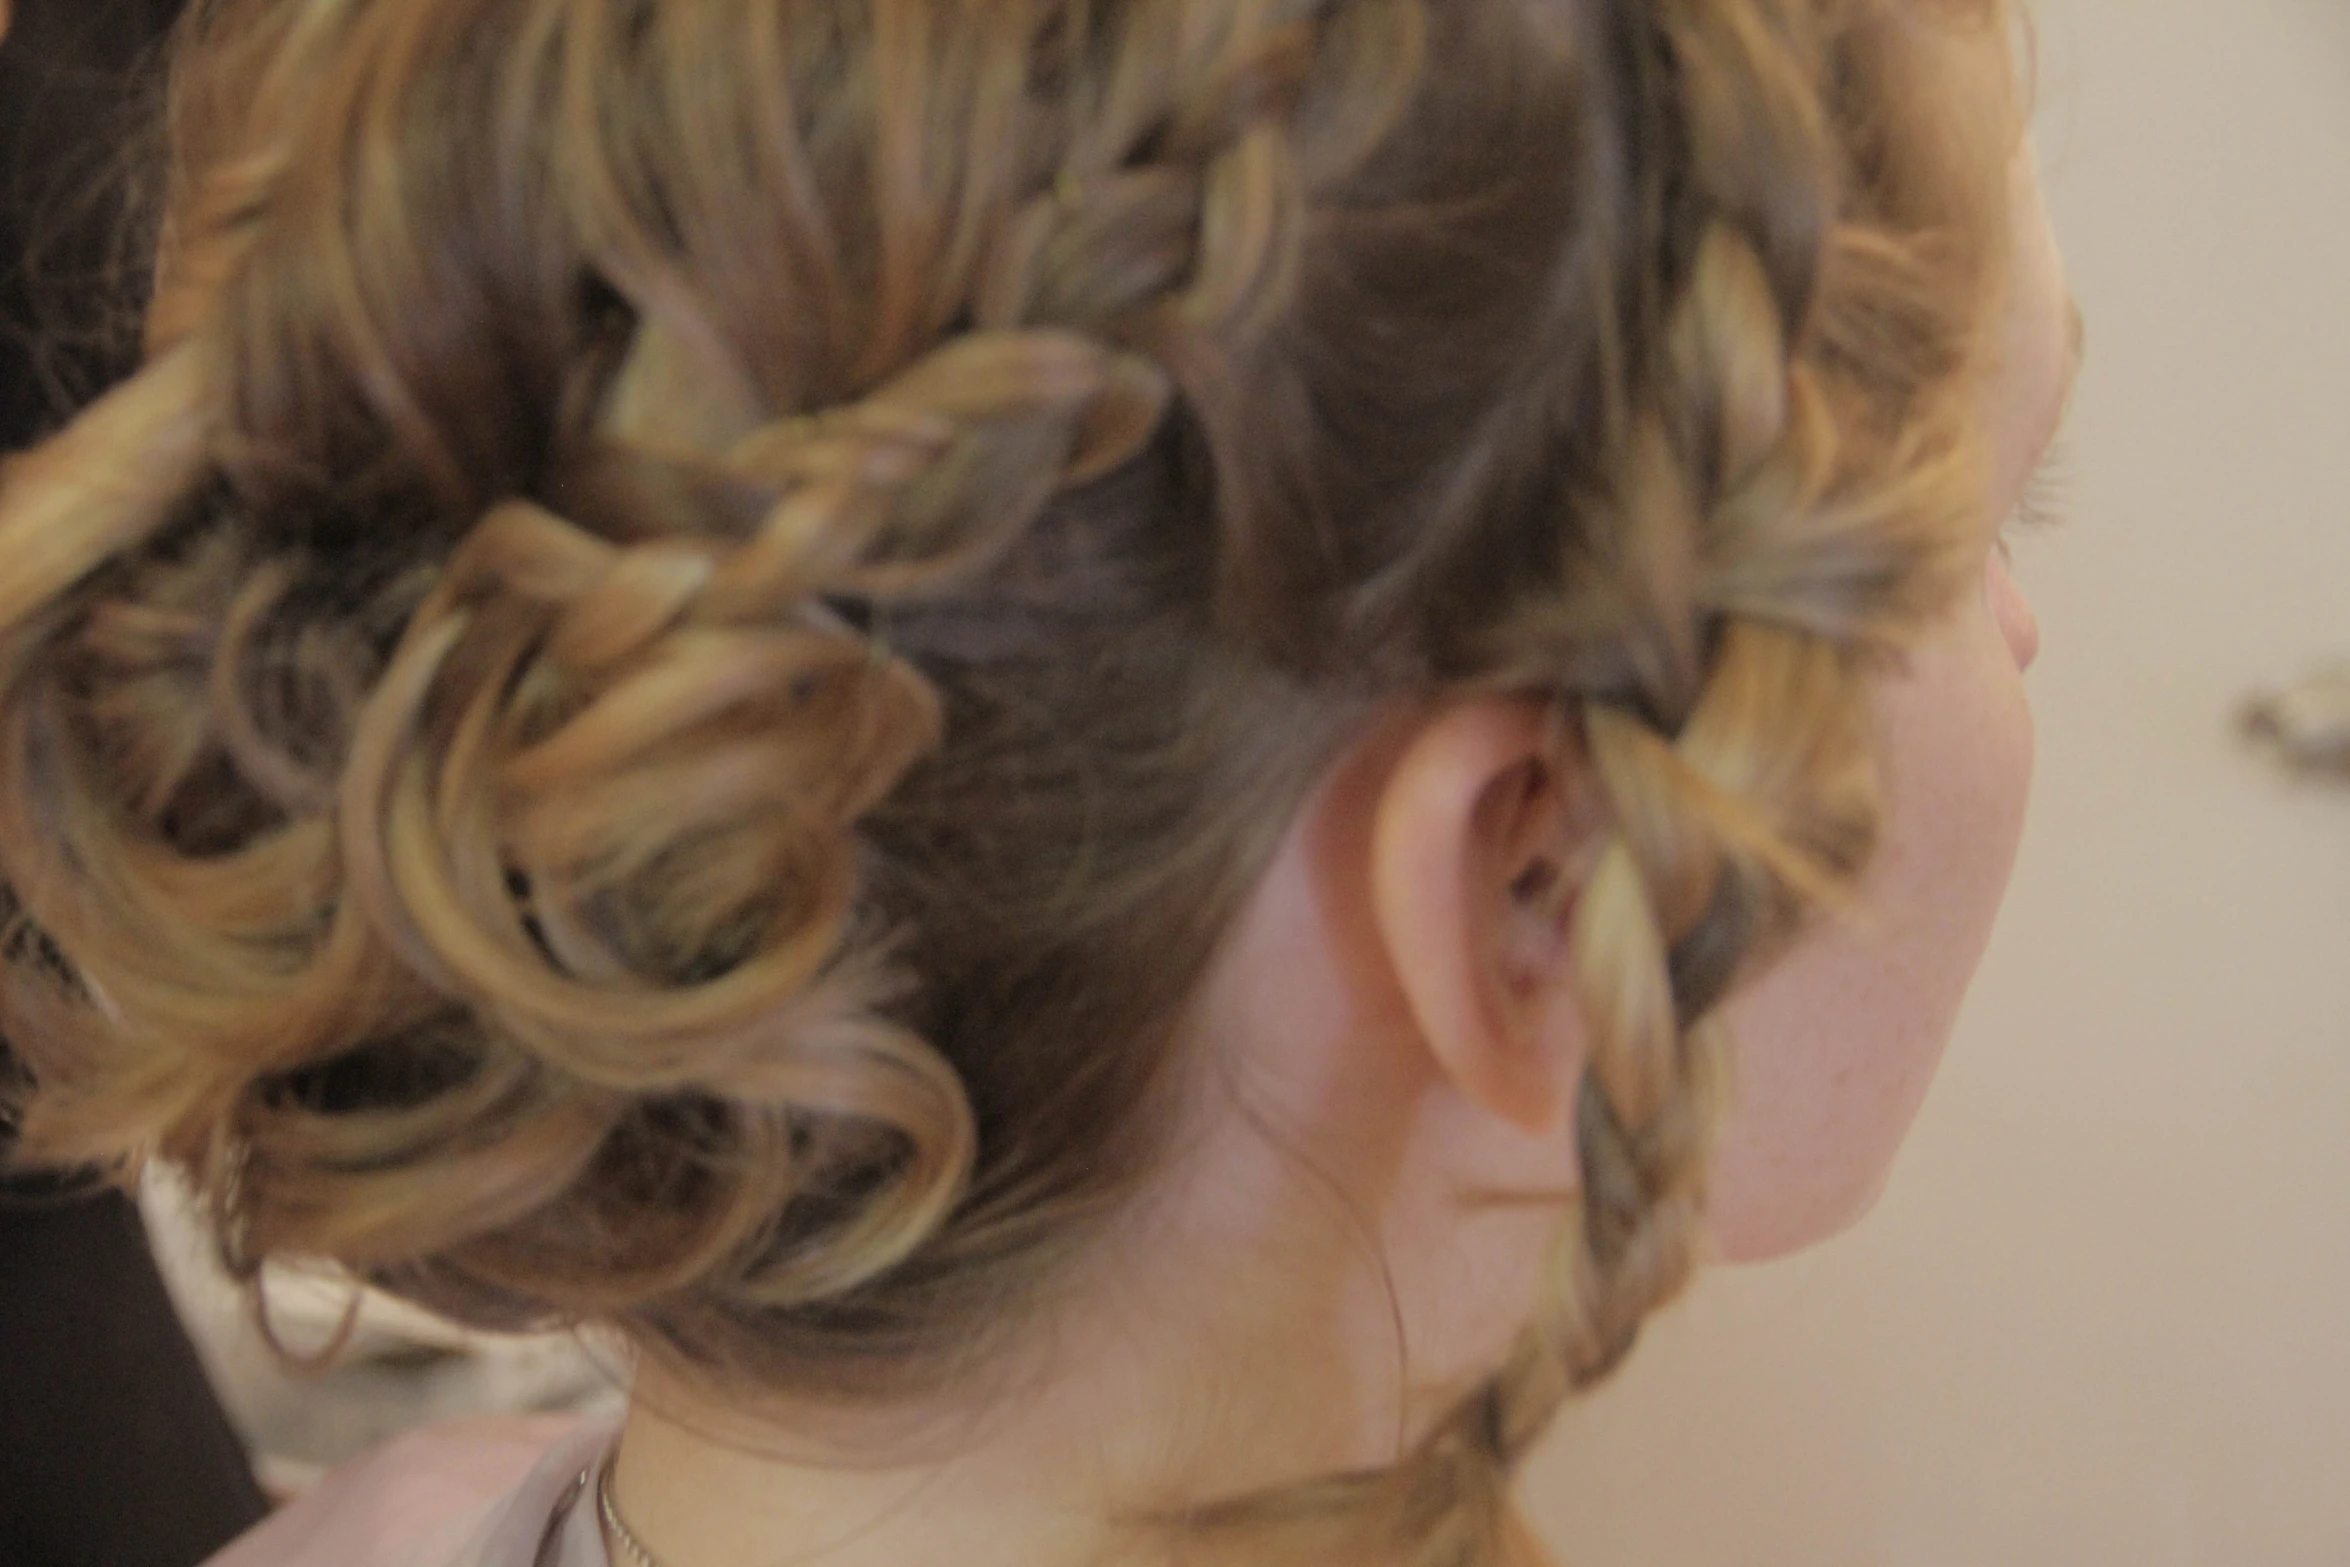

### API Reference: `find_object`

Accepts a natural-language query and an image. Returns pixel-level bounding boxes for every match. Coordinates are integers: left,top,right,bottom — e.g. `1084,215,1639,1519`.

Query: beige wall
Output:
1523,3,2350,1563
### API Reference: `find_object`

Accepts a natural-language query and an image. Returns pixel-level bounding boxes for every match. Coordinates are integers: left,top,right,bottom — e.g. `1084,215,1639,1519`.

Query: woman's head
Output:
0,0,2037,1558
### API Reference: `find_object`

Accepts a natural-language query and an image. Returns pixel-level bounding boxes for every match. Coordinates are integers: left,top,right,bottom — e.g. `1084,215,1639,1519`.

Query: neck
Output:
603,1086,1564,1567
600,803,1579,1567
605,1129,1416,1567
608,1403,1560,1567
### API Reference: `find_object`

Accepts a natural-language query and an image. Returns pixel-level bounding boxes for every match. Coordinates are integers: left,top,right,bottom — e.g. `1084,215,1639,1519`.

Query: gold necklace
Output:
596,1459,669,1567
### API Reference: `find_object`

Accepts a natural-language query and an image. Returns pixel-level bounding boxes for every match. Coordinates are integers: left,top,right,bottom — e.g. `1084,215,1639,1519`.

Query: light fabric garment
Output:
205,1414,618,1567
144,1173,622,1495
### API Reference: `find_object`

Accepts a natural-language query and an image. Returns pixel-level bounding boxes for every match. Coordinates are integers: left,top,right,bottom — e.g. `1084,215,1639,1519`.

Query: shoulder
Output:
204,1415,593,1567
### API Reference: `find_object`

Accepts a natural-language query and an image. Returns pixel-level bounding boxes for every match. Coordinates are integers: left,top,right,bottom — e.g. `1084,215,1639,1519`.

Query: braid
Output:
978,0,1434,645
1,318,1167,1305
0,0,2010,1559
1176,3,1990,1562
329,323,1177,1299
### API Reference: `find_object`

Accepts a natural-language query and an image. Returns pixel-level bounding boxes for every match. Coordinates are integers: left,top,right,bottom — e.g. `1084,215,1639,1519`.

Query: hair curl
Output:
0,0,2014,1560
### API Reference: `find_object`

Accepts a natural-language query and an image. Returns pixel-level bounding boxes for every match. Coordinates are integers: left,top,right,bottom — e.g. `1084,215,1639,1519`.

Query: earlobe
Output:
1368,700,1596,1139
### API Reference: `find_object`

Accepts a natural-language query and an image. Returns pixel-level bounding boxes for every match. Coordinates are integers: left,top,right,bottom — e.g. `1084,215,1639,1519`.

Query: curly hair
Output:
0,0,2014,1561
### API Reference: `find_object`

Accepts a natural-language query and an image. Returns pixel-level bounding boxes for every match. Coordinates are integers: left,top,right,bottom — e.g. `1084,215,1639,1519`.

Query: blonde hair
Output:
0,0,2013,1560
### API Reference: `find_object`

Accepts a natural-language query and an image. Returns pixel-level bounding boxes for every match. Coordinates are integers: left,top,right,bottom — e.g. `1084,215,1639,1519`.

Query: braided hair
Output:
0,0,2012,1561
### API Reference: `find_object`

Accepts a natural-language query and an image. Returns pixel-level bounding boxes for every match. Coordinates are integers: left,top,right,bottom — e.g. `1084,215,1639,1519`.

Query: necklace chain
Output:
596,1460,669,1567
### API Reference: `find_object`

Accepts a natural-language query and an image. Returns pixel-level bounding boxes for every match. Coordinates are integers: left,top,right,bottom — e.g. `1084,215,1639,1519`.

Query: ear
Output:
1368,699,1601,1138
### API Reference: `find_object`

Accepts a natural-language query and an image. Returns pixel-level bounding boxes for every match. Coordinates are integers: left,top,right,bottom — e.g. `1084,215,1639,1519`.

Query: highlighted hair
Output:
0,0,2012,1560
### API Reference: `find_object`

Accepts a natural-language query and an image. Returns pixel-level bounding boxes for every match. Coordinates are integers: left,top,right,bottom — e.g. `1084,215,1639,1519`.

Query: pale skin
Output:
608,114,2083,1567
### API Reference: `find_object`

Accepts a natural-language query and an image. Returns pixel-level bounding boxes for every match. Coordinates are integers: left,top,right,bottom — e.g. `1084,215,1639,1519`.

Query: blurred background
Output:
1526,0,2350,1562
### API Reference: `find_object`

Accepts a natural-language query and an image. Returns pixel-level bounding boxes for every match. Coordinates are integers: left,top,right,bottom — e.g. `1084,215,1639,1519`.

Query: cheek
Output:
1705,596,2035,1262
1987,552,2042,672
